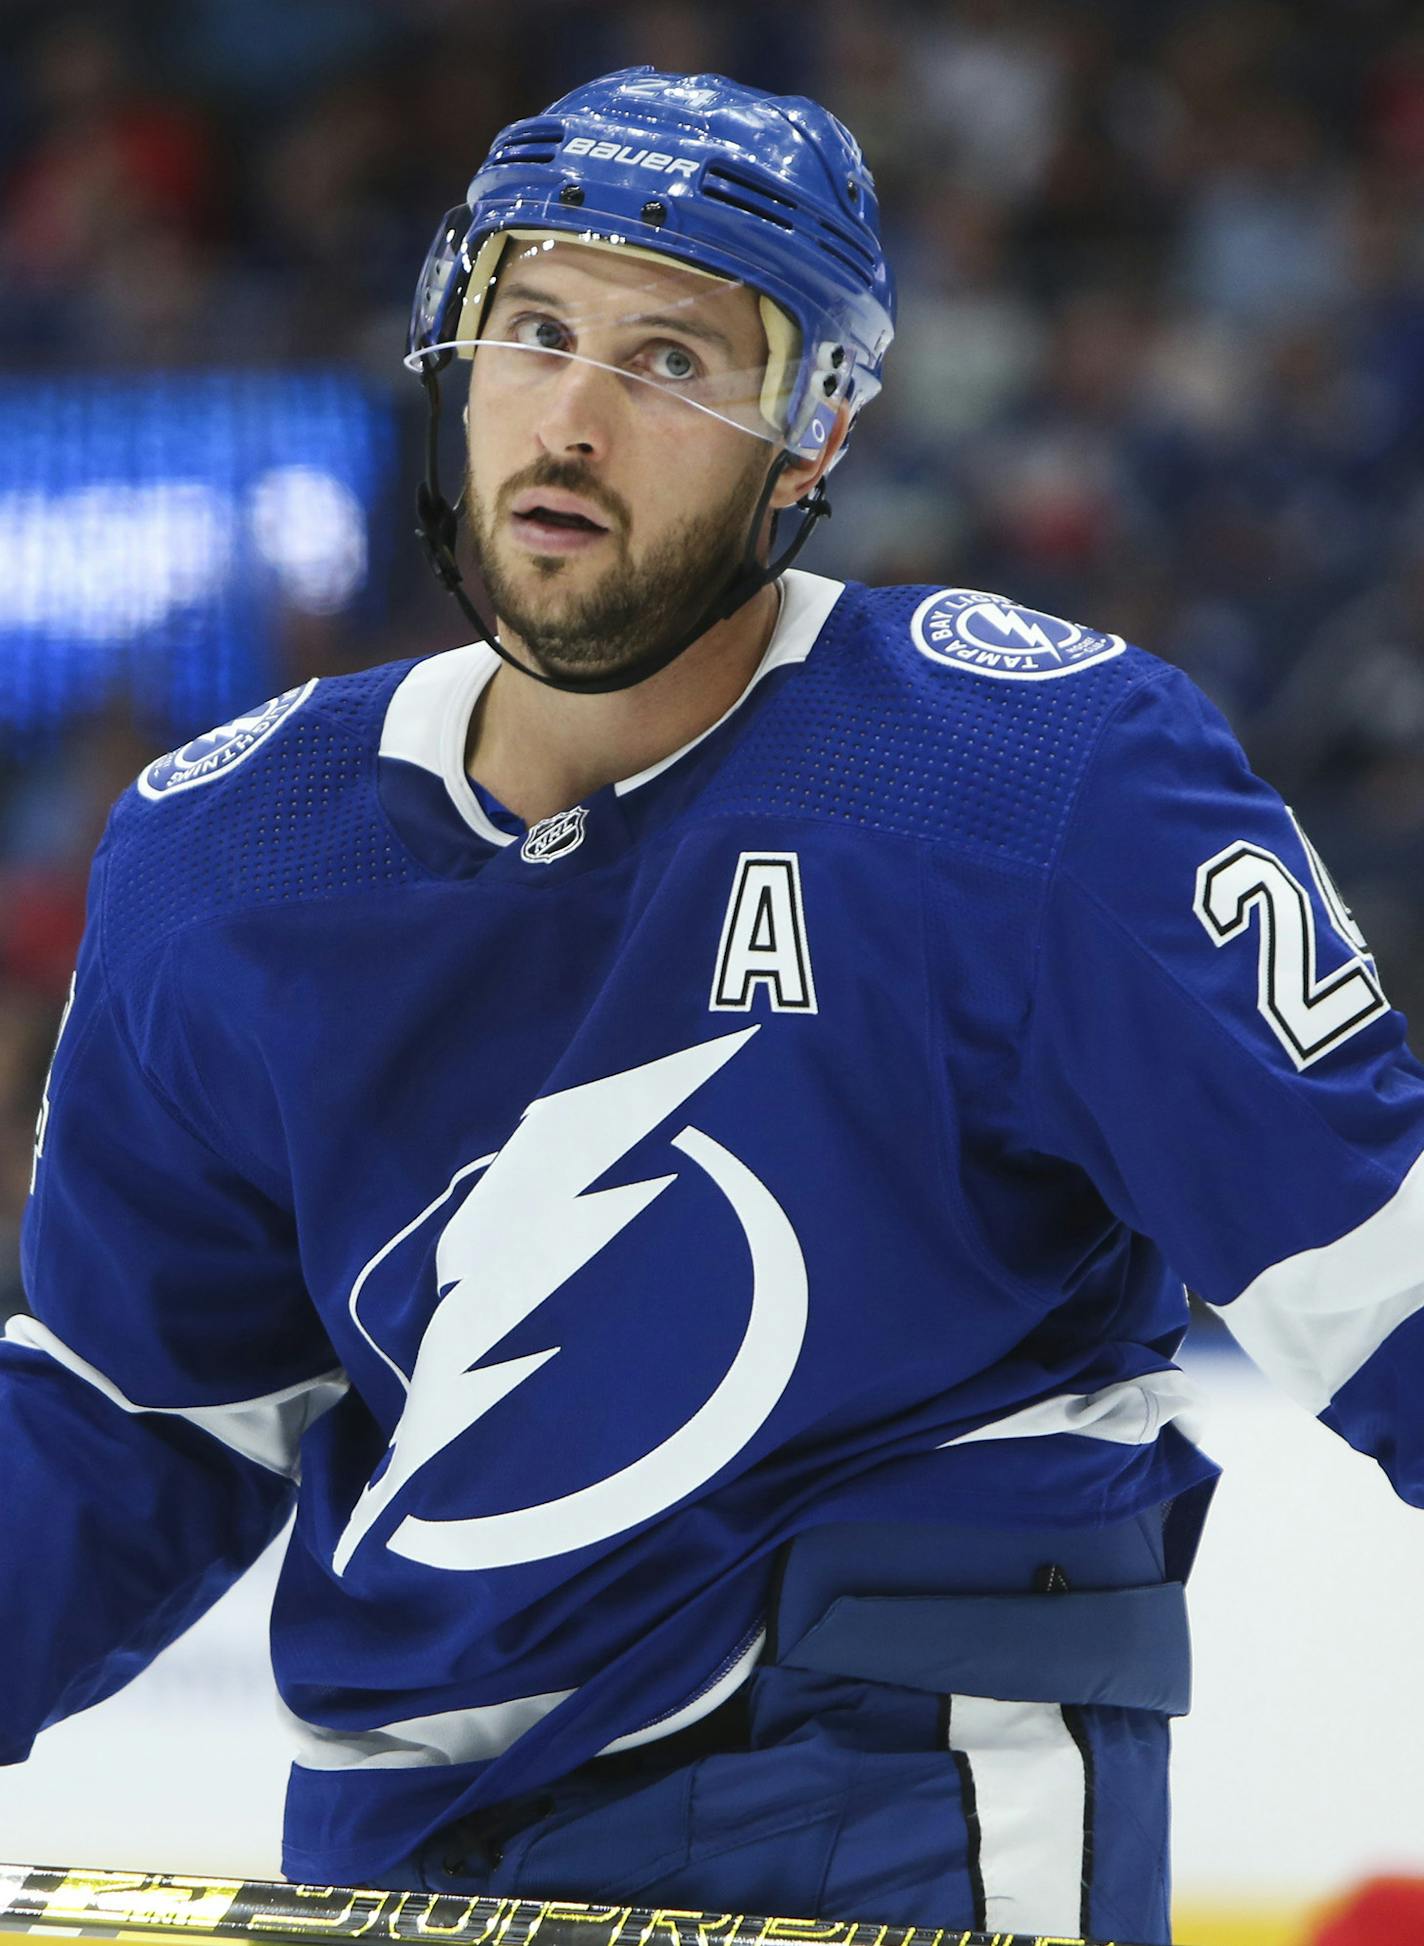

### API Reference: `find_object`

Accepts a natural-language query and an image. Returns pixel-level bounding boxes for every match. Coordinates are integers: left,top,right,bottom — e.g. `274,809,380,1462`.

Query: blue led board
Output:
0,371,395,736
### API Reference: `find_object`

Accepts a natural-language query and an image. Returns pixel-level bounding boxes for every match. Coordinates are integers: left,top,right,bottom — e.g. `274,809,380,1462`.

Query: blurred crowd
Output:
2,0,1424,1313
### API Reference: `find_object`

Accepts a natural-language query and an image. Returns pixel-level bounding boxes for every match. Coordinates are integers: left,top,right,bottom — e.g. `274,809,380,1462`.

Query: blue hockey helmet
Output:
407,67,896,464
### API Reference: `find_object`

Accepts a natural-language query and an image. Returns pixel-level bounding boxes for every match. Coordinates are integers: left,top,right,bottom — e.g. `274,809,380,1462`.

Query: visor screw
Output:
847,178,859,201
641,199,668,226
558,183,585,207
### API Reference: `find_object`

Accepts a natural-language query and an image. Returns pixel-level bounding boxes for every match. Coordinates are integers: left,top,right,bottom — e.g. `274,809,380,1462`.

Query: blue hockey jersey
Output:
6,570,1424,1885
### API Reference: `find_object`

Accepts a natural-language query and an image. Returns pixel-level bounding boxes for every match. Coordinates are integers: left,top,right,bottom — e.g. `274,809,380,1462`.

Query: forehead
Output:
487,238,767,357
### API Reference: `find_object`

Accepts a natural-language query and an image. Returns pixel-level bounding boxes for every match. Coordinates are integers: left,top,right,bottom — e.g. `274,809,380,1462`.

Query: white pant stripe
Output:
947,1695,1089,1937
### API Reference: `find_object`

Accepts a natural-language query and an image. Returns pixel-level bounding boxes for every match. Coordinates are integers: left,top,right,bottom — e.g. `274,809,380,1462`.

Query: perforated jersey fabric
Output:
102,580,1149,972
101,664,421,985
10,569,1424,1896
701,582,1143,867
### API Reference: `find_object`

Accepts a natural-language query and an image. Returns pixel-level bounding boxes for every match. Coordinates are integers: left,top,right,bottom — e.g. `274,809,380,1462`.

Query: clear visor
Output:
405,230,796,447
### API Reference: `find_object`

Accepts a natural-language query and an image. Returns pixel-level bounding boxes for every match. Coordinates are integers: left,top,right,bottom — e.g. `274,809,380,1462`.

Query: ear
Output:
768,407,852,512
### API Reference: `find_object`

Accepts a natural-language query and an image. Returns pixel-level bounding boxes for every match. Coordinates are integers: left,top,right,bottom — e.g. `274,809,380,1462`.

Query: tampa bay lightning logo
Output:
137,680,317,800
911,588,1125,681
334,1029,808,1577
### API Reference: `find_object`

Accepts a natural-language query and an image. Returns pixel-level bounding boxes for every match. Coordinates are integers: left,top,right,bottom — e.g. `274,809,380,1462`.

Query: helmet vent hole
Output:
706,163,795,211
813,220,877,287
703,166,796,232
490,120,563,167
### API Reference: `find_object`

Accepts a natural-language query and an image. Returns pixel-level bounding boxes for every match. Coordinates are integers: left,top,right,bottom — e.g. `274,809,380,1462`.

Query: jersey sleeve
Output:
1027,663,1424,1505
1,821,345,1762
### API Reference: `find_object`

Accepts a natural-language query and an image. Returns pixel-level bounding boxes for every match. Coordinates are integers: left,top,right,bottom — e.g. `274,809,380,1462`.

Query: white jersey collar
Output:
378,569,846,846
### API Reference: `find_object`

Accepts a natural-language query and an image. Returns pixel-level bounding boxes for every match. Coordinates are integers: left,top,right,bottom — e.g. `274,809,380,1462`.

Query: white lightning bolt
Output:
960,602,1065,654
333,1028,757,1575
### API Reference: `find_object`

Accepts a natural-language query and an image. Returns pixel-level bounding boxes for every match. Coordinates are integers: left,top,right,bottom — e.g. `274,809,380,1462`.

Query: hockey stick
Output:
0,1861,1152,1946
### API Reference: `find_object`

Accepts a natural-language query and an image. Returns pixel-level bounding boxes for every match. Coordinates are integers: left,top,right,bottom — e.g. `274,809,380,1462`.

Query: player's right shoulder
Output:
131,678,322,806
102,656,428,962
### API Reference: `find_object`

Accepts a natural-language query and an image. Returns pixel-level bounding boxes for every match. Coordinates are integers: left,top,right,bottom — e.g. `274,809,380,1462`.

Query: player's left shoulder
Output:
711,577,1177,872
856,580,1163,700
778,580,1171,866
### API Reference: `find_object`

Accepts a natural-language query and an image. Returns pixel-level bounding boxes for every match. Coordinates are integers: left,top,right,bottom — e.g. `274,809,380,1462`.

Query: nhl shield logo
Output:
521,804,588,863
138,680,317,799
911,588,1125,681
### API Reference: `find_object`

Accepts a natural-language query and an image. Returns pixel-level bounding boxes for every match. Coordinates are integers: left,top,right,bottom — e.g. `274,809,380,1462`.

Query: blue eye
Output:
651,343,697,381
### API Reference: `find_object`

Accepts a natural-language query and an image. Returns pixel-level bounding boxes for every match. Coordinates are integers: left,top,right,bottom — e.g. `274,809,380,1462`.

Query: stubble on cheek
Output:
463,436,768,678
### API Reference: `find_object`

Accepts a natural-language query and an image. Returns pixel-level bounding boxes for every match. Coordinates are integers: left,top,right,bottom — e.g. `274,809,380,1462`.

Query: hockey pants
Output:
420,1502,1204,1944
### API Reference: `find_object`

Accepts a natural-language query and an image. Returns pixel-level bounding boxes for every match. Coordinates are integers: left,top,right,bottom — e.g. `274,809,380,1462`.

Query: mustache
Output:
495,459,630,536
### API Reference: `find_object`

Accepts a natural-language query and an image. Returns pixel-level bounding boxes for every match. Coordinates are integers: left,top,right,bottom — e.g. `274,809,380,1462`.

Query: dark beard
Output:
466,452,768,681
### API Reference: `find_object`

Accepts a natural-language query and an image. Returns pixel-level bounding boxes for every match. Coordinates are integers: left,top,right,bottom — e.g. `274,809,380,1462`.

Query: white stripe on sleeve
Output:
1211,1145,1424,1413
4,1314,347,1479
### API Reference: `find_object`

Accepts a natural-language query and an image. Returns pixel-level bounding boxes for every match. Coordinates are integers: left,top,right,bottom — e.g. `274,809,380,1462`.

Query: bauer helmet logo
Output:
563,137,698,178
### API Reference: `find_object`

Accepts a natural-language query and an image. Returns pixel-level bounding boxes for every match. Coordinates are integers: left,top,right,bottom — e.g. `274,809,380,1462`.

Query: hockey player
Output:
5,67,1424,1946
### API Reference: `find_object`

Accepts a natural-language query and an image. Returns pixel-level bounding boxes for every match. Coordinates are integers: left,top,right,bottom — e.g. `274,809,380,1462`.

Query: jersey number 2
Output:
1193,830,1388,1070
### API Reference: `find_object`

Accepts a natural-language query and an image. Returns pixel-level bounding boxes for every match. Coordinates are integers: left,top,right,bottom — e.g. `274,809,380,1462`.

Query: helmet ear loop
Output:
414,363,463,592
412,233,503,611
707,449,830,629
763,450,833,580
414,360,503,658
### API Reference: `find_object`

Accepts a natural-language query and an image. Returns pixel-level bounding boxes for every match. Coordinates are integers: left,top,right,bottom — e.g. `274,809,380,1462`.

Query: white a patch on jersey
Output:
711,852,818,1014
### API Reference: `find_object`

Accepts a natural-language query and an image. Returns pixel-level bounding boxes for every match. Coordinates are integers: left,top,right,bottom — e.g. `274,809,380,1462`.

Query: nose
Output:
533,356,621,462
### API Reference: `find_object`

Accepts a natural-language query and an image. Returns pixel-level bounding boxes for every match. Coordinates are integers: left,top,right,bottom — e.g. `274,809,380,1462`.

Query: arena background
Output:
2,4,1424,1941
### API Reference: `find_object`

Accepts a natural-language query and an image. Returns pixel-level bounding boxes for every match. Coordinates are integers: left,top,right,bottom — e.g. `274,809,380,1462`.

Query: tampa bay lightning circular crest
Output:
911,588,1125,681
138,680,317,800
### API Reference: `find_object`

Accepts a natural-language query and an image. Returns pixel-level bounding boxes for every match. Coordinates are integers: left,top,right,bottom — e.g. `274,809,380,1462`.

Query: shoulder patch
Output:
911,588,1124,681
137,679,318,800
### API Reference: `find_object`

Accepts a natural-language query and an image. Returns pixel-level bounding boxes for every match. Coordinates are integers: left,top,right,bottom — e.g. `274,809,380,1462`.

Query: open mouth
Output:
514,505,607,532
508,497,613,555
509,487,613,535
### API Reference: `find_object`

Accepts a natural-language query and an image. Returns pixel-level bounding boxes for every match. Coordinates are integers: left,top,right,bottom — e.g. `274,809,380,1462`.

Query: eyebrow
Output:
490,279,740,359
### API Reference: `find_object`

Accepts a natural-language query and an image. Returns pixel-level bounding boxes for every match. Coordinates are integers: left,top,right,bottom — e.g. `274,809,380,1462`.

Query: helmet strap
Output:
413,365,831,697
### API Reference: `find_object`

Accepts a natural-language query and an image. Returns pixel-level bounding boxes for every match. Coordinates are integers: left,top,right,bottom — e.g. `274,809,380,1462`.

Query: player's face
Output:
464,241,777,682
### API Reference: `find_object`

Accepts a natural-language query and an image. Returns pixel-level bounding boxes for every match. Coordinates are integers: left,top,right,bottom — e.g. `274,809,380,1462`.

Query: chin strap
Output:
414,364,831,696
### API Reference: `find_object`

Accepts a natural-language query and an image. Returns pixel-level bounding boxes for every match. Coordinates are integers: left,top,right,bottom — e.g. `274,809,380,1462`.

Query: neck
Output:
465,582,783,826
